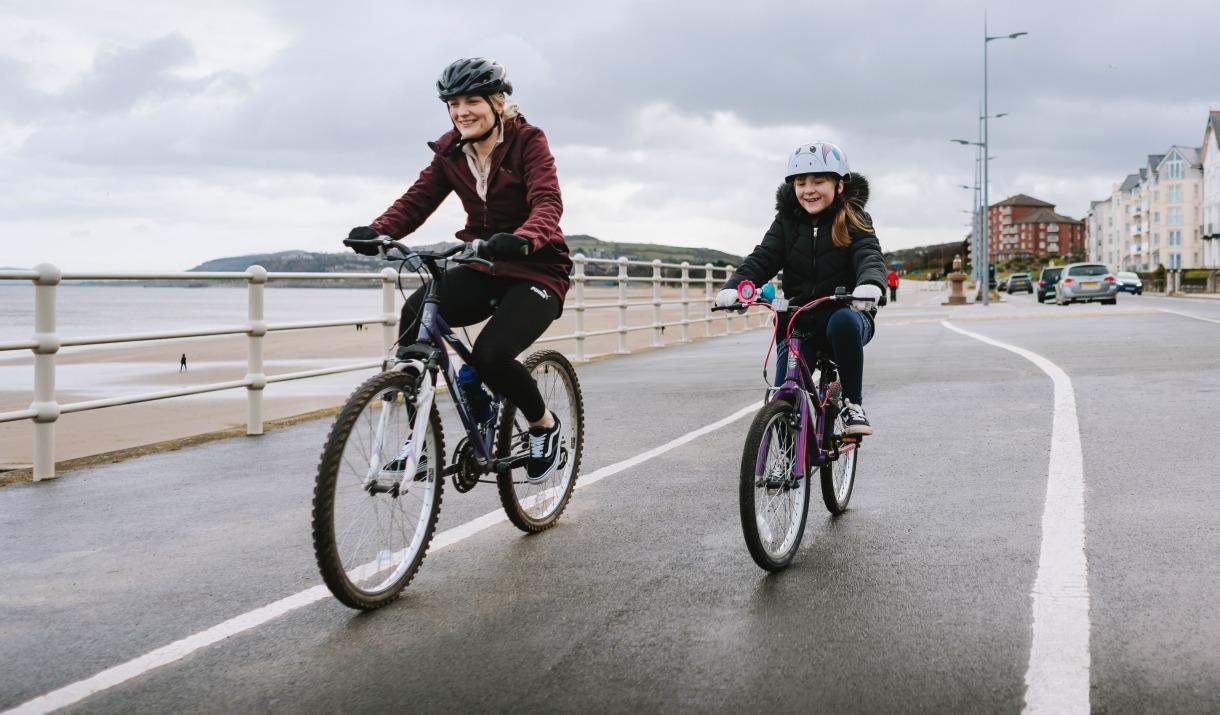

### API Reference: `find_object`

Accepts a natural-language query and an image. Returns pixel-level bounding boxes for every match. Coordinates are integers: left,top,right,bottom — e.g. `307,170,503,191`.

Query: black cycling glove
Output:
478,232,531,259
346,226,381,255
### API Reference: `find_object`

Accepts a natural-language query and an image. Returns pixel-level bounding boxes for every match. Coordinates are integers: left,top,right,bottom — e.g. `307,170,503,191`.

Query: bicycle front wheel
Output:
819,383,858,515
313,370,445,610
740,398,810,571
496,349,585,533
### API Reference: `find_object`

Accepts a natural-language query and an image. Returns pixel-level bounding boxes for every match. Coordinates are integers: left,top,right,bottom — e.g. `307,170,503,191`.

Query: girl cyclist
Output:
716,141,886,435
346,57,570,479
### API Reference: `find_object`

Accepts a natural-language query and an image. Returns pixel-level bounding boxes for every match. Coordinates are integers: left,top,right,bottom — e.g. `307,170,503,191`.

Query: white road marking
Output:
3,402,761,715
942,321,1090,715
1159,308,1220,325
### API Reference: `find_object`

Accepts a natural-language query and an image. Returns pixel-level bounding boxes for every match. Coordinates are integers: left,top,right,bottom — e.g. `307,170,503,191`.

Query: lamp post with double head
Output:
982,17,1027,305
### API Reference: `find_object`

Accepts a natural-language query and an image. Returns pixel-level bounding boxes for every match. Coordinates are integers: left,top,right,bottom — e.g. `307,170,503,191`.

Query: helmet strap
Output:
443,95,501,157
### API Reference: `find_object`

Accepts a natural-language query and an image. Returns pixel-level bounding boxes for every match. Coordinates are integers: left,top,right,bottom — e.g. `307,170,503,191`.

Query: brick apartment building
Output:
989,194,1086,262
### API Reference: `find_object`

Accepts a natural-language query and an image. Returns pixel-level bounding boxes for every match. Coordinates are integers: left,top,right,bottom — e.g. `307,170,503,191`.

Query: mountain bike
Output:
312,237,585,610
715,283,873,571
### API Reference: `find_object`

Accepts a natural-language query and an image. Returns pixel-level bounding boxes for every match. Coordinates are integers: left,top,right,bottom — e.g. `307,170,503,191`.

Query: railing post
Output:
679,261,691,342
651,259,663,347
616,256,629,354
572,254,587,362
704,262,714,337
723,264,735,333
246,266,268,436
381,267,398,360
31,263,62,481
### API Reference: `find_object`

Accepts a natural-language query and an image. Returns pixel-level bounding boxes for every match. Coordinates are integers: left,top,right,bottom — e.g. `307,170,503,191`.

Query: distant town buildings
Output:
989,194,1086,262
1203,111,1220,268
1088,111,1216,271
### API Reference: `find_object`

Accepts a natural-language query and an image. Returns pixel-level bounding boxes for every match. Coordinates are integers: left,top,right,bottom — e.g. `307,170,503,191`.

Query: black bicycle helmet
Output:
436,58,513,100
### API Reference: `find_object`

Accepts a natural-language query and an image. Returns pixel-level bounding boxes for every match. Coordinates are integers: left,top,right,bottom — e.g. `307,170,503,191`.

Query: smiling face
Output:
792,173,843,215
446,94,498,139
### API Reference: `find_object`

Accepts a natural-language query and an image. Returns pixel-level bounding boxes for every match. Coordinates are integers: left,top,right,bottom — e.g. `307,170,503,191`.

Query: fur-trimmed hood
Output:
774,173,870,220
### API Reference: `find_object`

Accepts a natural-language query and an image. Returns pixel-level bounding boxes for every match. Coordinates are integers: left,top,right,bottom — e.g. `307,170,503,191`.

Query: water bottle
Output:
457,364,492,425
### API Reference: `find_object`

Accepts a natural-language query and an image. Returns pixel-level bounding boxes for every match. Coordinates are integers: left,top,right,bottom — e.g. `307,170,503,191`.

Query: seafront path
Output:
3,288,1220,713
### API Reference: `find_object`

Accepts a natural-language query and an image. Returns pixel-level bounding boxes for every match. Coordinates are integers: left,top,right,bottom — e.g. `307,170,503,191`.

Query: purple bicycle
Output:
312,237,585,610
716,282,873,571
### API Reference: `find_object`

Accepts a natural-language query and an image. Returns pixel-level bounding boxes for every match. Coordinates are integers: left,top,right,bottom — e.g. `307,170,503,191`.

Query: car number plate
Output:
1083,281,1098,288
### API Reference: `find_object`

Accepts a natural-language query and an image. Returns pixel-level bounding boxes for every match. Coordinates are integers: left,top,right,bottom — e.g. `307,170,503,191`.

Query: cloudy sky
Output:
3,0,1218,271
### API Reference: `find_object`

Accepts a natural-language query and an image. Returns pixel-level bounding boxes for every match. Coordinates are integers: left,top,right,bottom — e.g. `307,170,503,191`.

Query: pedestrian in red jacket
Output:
345,58,571,480
887,269,899,302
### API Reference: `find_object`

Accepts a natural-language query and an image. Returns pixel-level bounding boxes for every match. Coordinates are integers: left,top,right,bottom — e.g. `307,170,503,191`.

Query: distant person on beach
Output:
345,57,572,481
179,353,188,371
887,268,900,302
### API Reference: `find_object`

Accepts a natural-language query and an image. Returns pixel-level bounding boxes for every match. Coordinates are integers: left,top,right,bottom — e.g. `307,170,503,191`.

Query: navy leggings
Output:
773,308,874,404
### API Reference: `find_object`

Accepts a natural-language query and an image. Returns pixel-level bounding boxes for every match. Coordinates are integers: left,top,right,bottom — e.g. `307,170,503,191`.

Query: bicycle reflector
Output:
737,280,757,302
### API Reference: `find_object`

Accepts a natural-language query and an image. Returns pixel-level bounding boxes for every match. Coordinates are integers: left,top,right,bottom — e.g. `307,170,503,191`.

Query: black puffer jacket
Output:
724,174,887,335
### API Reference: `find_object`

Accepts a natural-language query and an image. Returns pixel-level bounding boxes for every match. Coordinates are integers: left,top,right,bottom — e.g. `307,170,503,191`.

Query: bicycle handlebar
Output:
343,235,493,269
710,292,872,313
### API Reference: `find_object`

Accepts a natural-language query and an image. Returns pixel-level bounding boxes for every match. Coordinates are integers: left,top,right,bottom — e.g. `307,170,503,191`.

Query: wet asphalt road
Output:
2,290,1219,714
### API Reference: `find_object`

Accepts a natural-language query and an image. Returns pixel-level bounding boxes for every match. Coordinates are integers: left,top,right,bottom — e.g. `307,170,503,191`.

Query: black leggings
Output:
398,267,560,422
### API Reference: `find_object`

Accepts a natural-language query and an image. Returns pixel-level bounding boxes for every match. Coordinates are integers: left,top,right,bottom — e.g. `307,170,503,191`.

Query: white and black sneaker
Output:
382,441,429,481
526,413,563,481
840,399,873,436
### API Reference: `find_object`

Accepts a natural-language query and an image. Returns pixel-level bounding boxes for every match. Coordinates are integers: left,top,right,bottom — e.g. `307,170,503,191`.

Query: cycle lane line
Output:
941,320,1089,715
1157,307,1220,325
3,401,762,715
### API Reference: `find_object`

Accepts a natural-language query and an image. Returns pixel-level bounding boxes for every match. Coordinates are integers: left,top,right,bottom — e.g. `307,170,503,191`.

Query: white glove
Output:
850,283,883,312
715,288,740,308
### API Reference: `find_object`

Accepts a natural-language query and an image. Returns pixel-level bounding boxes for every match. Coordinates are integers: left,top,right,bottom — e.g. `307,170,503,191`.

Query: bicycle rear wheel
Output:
313,370,444,610
740,398,810,571
496,349,585,533
819,382,858,515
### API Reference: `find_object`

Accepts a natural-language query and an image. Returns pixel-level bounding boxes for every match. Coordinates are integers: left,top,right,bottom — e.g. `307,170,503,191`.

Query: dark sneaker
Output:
840,399,873,436
526,413,563,481
382,442,429,481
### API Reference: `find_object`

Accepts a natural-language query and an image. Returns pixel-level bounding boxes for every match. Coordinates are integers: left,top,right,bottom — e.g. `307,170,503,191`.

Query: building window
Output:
1167,184,1183,202
1170,253,1182,268
1167,207,1184,225
1169,230,1182,247
1166,160,1185,179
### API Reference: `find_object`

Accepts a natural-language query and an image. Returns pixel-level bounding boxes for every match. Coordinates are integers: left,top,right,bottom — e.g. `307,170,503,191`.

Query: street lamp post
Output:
982,16,1027,305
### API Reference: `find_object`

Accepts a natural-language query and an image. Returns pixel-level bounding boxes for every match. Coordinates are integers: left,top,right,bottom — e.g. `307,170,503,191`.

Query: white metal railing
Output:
1,256,765,481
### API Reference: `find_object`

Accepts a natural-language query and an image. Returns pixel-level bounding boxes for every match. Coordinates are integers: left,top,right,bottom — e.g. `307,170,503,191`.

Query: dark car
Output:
1036,266,1063,303
1006,273,1034,294
1115,271,1143,295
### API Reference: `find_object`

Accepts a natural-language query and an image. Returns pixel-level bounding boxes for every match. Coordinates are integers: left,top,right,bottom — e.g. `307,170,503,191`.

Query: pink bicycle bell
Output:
736,281,775,304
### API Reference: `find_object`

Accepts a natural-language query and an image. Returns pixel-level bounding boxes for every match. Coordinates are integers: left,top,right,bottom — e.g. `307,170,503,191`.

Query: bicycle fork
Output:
362,378,437,493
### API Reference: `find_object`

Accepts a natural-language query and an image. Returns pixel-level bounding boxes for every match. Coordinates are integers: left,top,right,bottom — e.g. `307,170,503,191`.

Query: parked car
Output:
1006,272,1034,294
1054,263,1118,305
1115,271,1143,295
1036,266,1063,303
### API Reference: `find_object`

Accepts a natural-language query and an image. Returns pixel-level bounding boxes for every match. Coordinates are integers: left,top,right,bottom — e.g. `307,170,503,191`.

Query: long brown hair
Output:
830,178,873,248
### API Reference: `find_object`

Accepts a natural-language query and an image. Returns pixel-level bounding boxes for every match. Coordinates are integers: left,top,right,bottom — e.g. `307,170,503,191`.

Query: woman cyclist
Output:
346,57,571,479
716,141,886,435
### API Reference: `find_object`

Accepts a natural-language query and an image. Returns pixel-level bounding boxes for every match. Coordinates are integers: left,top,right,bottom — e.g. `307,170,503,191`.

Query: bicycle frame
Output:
723,288,865,482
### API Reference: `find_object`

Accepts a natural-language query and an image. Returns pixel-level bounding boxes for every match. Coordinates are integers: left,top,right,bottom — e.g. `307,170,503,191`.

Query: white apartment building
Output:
1202,111,1220,268
1088,143,1204,271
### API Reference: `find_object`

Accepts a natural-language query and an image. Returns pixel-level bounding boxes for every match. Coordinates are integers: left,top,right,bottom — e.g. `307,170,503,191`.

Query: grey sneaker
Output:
840,399,873,436
526,414,563,481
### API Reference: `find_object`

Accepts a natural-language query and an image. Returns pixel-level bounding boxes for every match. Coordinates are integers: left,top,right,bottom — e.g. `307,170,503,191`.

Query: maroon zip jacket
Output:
369,116,571,305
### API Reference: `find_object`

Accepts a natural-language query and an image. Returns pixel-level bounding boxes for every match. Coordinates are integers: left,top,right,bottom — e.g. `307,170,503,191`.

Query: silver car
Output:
1054,262,1118,305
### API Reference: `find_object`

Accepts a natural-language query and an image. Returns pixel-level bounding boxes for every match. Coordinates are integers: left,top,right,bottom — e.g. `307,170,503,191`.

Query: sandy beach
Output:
0,285,763,469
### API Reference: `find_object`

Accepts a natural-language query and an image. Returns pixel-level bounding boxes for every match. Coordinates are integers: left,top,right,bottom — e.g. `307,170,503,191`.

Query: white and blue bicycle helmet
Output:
785,141,851,181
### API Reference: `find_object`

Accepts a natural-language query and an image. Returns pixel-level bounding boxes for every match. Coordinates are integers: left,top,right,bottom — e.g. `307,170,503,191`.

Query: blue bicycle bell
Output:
760,283,776,302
